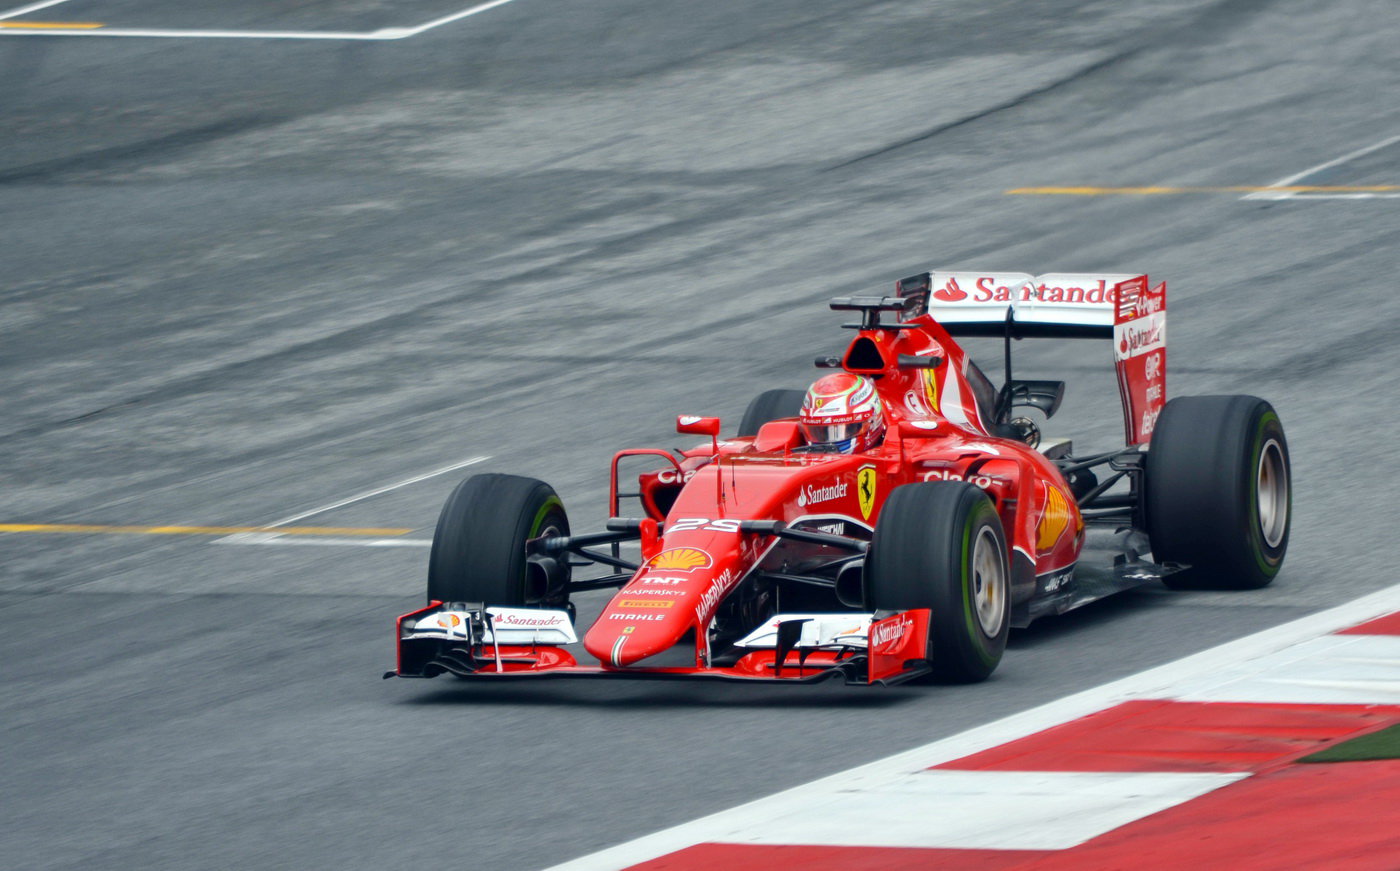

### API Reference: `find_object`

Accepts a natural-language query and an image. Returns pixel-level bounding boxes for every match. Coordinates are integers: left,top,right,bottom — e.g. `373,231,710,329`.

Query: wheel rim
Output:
971,526,1006,636
1256,438,1289,549
530,518,566,606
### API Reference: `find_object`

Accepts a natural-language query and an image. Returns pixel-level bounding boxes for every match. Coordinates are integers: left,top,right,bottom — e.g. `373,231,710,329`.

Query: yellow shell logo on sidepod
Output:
1036,485,1072,552
646,548,712,572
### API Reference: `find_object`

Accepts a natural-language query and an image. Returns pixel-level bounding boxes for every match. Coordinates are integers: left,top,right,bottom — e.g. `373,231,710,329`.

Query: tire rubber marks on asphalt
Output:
0,0,520,39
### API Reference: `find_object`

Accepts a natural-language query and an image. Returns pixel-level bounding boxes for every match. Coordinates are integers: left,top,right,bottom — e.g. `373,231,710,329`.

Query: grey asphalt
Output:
3,0,1399,868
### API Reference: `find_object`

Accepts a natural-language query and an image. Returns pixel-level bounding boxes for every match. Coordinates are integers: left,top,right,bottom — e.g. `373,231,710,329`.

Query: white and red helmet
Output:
799,373,886,453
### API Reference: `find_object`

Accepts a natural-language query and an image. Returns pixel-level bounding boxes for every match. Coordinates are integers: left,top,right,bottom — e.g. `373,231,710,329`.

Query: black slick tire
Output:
427,473,571,607
865,482,1010,683
1146,395,1290,590
737,389,807,437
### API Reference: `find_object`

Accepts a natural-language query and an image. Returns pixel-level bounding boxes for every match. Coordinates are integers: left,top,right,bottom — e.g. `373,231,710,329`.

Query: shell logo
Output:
1036,485,1073,552
646,547,712,572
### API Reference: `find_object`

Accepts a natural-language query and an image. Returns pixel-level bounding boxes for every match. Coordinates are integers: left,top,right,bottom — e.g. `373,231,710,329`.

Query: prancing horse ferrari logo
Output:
857,466,877,520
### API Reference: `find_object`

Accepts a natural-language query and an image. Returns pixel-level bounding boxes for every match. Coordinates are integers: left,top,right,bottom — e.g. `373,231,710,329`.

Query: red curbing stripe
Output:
1337,611,1400,635
1019,759,1400,870
932,701,1400,773
624,843,1053,870
548,585,1400,871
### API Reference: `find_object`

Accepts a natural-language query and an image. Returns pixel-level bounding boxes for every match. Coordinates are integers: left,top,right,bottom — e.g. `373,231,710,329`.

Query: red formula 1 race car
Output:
388,271,1291,686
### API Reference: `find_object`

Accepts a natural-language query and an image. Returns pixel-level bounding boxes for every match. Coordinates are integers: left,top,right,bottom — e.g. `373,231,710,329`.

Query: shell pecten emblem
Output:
1036,485,1073,552
645,547,712,572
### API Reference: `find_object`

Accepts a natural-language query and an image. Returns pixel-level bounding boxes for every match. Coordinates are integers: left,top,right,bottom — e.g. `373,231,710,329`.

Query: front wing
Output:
386,603,934,687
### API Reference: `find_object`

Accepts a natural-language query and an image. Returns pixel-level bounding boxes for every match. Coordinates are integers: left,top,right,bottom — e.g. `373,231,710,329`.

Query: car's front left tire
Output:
737,388,806,437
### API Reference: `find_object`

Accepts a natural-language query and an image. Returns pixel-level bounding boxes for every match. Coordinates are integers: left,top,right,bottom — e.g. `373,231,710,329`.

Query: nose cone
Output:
584,553,721,667
583,590,694,667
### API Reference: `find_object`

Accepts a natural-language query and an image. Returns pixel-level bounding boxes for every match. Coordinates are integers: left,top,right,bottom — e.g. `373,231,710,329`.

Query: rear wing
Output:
895,271,1166,445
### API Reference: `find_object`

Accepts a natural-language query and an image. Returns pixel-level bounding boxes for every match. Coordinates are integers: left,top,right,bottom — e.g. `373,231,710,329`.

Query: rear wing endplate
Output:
896,271,1166,445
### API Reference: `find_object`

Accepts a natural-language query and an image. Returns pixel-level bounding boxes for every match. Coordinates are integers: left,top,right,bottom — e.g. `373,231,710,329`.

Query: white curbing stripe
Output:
545,581,1400,870
722,770,1247,851
1171,635,1400,704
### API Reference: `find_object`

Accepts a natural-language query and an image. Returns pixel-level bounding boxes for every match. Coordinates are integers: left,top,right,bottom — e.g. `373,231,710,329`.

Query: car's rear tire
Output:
427,473,571,609
1146,395,1290,590
737,389,806,437
865,482,1010,682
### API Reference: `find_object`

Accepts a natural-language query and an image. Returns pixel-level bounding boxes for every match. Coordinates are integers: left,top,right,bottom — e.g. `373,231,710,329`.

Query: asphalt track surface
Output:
2,1,1398,868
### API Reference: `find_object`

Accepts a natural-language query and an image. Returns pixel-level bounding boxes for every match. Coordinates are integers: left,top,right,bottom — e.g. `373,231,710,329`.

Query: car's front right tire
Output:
865,482,1009,682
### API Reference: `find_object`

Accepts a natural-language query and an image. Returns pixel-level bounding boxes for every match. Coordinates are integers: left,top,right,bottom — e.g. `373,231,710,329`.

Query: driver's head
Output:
799,373,886,453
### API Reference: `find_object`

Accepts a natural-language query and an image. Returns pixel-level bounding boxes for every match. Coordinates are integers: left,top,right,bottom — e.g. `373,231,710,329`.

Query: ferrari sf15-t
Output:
388,271,1291,686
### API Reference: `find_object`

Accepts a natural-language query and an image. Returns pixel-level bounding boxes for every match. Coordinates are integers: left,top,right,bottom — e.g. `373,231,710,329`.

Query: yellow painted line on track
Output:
1007,185,1400,195
0,523,414,536
0,20,102,28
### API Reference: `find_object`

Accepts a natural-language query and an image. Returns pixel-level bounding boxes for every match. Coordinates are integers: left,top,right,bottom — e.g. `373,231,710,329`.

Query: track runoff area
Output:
549,583,1400,871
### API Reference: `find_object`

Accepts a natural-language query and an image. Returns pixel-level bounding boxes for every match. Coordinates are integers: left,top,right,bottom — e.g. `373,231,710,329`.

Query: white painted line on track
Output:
0,0,523,39
215,455,487,546
0,27,403,39
1244,133,1400,201
0,0,77,20
388,0,522,37
544,580,1400,870
221,536,434,548
1250,192,1400,200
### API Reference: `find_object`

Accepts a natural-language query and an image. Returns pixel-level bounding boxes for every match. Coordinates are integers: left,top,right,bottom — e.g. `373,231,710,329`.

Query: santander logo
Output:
496,614,564,628
1116,316,1165,359
796,480,848,508
870,614,912,649
933,278,968,301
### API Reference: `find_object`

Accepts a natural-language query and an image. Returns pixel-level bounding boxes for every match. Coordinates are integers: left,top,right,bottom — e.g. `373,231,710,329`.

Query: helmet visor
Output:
801,420,867,446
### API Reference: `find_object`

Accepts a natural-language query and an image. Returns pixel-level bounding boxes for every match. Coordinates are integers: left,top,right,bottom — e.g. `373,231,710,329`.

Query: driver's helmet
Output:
798,373,886,453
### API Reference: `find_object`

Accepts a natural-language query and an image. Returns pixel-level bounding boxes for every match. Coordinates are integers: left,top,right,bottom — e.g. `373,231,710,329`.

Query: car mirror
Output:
676,415,721,437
